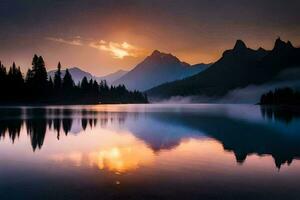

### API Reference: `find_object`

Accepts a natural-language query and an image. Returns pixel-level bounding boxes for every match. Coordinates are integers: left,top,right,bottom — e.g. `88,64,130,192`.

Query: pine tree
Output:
28,55,48,96
8,63,24,85
35,56,48,87
0,61,6,78
0,62,7,102
62,69,74,90
81,77,89,91
6,63,24,101
54,62,62,90
49,77,54,90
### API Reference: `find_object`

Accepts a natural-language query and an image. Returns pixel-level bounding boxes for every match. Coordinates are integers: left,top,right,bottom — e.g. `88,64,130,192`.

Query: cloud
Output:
89,40,144,59
46,36,144,59
46,37,83,46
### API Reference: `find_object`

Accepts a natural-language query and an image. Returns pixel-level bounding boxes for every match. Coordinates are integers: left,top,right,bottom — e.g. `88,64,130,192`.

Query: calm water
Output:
0,104,300,200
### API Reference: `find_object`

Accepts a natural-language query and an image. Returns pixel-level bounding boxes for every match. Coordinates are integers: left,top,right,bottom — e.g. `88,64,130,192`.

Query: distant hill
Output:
98,69,128,84
113,50,210,91
147,38,300,99
48,67,128,85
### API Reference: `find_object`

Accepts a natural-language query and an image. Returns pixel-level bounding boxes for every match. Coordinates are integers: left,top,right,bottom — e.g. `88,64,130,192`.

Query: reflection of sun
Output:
49,130,155,173
88,143,154,173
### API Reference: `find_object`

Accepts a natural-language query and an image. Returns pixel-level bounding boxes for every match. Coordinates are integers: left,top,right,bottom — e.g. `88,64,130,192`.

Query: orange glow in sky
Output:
89,41,145,59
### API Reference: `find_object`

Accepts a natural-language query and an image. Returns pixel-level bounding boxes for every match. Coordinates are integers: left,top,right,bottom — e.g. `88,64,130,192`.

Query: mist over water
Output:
154,80,300,104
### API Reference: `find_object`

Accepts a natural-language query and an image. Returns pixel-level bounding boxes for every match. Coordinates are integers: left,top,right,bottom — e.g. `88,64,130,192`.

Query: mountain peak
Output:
223,39,248,56
151,50,163,56
234,40,247,50
69,67,84,72
273,37,294,51
148,50,181,63
233,40,247,50
274,37,285,47
287,40,294,48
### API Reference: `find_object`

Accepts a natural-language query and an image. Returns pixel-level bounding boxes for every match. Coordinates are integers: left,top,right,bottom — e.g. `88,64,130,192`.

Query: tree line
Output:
0,55,148,104
260,87,300,105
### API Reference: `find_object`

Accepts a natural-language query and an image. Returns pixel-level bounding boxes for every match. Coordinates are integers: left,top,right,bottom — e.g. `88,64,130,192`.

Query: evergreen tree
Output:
54,62,62,90
25,69,33,84
6,63,24,101
62,69,74,90
0,61,6,79
81,77,89,91
260,87,300,105
0,62,7,86
8,63,24,86
27,55,48,97
35,56,48,87
48,77,54,91
0,62,7,102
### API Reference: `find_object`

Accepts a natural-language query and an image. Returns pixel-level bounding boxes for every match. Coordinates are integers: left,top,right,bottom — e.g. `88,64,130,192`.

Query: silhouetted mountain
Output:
48,67,128,84
48,67,93,84
113,50,210,91
98,69,128,85
147,38,300,99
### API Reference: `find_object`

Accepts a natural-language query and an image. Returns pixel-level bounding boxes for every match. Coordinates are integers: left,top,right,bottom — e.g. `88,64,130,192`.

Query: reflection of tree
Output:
0,119,23,143
25,108,47,151
8,120,22,143
93,119,98,127
81,118,88,130
0,108,131,151
0,108,23,143
26,118,47,151
261,106,300,123
89,119,93,128
53,118,61,140
62,118,73,136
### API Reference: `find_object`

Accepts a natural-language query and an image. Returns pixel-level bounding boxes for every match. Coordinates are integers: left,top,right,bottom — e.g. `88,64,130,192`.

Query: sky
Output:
0,0,300,76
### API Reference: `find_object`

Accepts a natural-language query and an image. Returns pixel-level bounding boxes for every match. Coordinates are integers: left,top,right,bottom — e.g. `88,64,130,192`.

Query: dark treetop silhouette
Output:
0,55,148,104
260,87,300,105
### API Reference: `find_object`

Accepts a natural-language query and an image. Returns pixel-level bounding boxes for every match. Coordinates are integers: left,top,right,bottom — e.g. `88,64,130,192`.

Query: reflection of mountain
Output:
125,114,204,152
147,111,300,169
48,67,128,85
1,106,300,169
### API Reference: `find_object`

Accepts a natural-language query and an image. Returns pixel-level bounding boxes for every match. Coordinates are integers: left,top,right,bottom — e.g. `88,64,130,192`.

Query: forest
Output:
0,55,148,104
260,87,300,105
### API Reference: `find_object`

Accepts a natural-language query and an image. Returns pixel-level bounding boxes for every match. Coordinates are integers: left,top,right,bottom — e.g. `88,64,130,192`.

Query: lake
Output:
0,104,300,200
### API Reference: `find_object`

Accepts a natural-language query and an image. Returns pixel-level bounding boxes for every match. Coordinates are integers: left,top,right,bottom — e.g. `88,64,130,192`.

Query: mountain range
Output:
48,67,128,85
113,50,210,91
47,38,300,103
147,38,300,100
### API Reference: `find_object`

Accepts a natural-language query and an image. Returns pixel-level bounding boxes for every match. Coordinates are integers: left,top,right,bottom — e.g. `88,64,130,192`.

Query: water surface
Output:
1,104,300,200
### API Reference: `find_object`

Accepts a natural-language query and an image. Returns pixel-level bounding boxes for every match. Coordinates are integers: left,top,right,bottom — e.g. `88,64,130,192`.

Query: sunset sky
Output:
0,0,300,76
